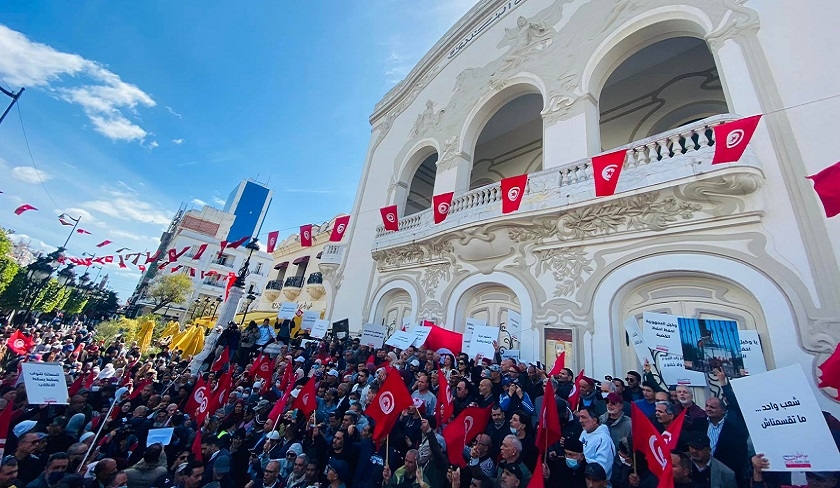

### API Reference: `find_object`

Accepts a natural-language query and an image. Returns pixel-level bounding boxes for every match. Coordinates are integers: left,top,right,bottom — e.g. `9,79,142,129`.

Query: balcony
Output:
373,114,761,250
263,279,282,302
282,275,305,300
306,272,323,285
306,272,325,300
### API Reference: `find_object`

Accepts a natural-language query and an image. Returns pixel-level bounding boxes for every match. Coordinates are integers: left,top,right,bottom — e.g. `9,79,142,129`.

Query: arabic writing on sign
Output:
447,0,525,59
761,414,807,429
756,397,807,428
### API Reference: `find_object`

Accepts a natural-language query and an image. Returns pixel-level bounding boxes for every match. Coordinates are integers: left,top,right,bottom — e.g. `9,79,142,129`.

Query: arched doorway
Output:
470,93,543,189
375,289,413,336
460,286,521,353
405,153,438,216
598,36,728,150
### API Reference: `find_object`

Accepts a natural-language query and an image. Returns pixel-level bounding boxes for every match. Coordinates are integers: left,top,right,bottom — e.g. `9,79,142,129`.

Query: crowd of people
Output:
1,316,839,488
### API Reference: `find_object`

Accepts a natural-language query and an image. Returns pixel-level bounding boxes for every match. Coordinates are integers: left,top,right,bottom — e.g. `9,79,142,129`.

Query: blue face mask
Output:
565,458,579,469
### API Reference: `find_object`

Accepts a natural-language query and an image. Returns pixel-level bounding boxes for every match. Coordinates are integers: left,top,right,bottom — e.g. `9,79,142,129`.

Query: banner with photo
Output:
678,317,744,378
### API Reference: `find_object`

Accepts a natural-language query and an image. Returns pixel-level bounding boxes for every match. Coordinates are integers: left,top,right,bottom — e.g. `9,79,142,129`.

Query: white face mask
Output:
620,457,632,467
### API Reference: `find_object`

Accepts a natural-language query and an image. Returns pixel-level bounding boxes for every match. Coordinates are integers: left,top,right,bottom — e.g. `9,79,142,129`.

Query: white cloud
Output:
191,198,207,207
212,196,226,206
10,166,52,184
172,138,184,145
146,140,159,150
165,106,182,119
81,191,173,226
0,24,155,142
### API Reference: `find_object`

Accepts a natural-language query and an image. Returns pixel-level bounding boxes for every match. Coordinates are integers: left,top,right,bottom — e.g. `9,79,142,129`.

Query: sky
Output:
0,1,477,300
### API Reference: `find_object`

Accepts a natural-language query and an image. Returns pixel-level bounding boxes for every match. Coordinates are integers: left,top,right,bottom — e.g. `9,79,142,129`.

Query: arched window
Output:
405,153,438,216
470,93,543,190
599,36,728,150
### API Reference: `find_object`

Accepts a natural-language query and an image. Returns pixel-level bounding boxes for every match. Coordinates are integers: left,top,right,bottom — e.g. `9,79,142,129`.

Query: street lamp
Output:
233,238,260,288
210,295,223,320
239,292,258,326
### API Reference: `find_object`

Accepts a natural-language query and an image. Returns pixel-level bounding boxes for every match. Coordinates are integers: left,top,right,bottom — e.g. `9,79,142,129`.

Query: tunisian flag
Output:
6,330,33,355
632,402,674,488
266,230,280,253
252,353,274,389
0,397,12,457
436,367,454,426
818,344,840,394
501,174,528,214
207,368,234,418
442,405,492,467
191,429,202,462
807,161,840,218
211,346,230,372
14,204,37,215
330,215,350,242
425,325,463,355
592,149,626,197
268,385,294,423
712,114,762,164
432,192,454,224
567,369,586,411
663,408,687,450
369,369,413,443
380,205,399,231
300,224,313,247
548,351,566,377
291,377,318,418
535,379,562,454
184,375,210,423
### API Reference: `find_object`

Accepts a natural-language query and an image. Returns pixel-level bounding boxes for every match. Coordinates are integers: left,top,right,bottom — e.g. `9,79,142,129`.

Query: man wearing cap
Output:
584,463,609,488
544,436,587,487
599,393,631,451
576,377,606,416
326,458,350,488
685,432,736,488
13,432,46,485
499,463,524,488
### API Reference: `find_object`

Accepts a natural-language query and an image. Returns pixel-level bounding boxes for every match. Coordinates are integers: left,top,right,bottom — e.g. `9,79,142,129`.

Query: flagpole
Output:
63,215,80,248
385,435,390,468
78,395,118,472
633,451,637,476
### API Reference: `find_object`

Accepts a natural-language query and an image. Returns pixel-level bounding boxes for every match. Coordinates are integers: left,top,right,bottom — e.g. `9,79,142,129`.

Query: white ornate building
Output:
322,0,840,408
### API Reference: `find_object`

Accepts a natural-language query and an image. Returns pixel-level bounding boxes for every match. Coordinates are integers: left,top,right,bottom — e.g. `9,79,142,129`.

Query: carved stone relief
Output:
419,263,450,299
536,246,594,297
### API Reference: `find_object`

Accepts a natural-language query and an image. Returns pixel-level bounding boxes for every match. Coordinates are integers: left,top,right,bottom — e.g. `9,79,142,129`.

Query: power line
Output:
14,99,64,211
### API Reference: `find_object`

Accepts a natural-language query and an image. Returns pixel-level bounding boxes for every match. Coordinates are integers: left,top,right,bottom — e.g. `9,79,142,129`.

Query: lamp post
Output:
209,295,223,320
239,292,258,326
190,237,259,372
189,298,201,320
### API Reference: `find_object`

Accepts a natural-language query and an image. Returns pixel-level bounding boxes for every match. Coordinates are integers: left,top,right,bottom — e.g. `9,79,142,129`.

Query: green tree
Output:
0,229,18,296
61,288,88,314
147,274,193,313
0,270,28,309
30,279,69,313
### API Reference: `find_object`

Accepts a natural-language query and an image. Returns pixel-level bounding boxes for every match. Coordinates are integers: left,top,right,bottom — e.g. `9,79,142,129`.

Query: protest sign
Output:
385,330,415,350
301,311,319,332
310,319,329,339
642,312,682,354
731,364,840,471
739,330,767,375
463,318,485,352
678,317,744,378
332,319,349,339
658,353,707,386
360,324,387,348
468,325,497,361
501,349,520,361
623,317,655,367
21,362,69,405
402,317,413,331
507,310,521,343
277,302,298,320
411,326,432,347
147,428,174,447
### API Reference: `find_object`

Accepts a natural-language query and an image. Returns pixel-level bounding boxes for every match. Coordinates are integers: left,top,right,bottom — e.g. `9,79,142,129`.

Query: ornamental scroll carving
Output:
536,247,594,297
371,239,454,270
420,263,450,299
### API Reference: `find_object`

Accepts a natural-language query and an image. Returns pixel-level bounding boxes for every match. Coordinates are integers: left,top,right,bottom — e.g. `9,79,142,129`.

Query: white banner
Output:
507,310,521,342
411,326,432,348
301,311,319,332
147,427,174,447
385,330,415,350
501,349,520,361
468,325,497,361
21,362,69,405
624,317,655,367
359,324,387,348
642,312,682,354
310,319,329,339
739,330,767,376
463,318,485,352
278,302,298,320
402,317,414,331
658,353,707,386
731,364,840,471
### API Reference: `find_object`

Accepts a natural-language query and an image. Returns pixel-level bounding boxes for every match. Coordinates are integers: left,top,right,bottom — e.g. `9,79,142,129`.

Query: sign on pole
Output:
21,362,69,405
731,364,840,471
147,428,175,447
310,319,329,339
278,302,297,320
411,326,432,348
359,324,388,348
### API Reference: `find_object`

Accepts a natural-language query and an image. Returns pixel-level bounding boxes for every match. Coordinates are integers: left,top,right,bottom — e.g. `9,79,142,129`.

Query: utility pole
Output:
0,86,24,127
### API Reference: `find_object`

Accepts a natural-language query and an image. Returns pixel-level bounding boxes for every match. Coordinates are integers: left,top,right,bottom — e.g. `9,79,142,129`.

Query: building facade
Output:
324,0,840,408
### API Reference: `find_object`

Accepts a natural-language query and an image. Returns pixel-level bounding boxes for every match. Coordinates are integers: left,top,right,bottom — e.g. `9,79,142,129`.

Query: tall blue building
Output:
224,180,273,241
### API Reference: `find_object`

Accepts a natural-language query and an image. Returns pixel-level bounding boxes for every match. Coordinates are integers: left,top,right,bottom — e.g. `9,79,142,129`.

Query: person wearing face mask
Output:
25,452,69,488
609,439,657,488
543,436,587,488
499,381,535,417
508,411,538,473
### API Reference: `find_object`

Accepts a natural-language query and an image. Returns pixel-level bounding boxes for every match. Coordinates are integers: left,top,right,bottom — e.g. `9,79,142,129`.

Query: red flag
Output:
432,192,454,224
548,351,566,377
6,330,33,355
712,114,762,164
442,405,492,467
71,343,83,358
330,215,350,242
138,265,147,272
0,400,13,457
592,149,626,197
184,375,211,423
83,371,96,389
68,375,84,397
807,161,840,218
217,241,227,258
291,378,318,418
192,243,208,260
252,353,274,389
211,347,230,372
380,205,399,231
96,240,112,248
369,369,414,443
207,368,234,417
632,402,673,486
224,272,237,301
501,174,528,214
437,367,453,426
145,251,160,264
300,224,313,247
226,236,250,249
278,362,295,393
535,379,562,454
129,379,152,400
14,204,37,215
527,454,545,488
168,246,189,262
567,369,585,411
268,385,293,423
818,344,840,395
116,247,130,253
266,230,279,253
663,408,687,450
76,229,92,235
425,325,463,355
192,429,202,461
58,214,77,226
